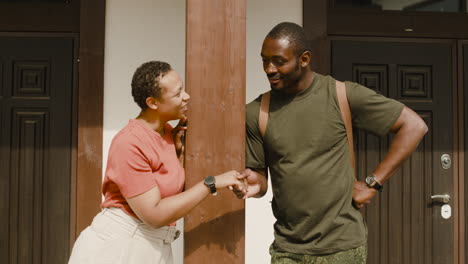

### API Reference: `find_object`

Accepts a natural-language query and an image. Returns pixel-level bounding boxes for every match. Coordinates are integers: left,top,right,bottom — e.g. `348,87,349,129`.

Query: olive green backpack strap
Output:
336,80,357,179
258,91,271,138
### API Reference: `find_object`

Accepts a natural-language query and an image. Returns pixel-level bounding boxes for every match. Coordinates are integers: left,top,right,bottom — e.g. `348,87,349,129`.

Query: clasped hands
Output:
214,169,260,198
227,169,264,199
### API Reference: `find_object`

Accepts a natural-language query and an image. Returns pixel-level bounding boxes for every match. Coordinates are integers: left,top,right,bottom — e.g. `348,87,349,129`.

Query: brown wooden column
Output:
75,0,106,239
185,0,246,263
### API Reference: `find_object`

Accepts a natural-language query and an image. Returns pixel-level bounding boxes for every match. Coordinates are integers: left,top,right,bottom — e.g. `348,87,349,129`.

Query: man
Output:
237,22,428,263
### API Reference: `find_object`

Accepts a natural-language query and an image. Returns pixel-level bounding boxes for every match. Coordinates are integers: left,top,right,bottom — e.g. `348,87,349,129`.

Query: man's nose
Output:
264,63,277,74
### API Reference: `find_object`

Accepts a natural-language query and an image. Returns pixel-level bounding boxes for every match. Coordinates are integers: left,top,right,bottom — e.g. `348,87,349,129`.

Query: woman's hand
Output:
214,170,247,194
171,116,188,164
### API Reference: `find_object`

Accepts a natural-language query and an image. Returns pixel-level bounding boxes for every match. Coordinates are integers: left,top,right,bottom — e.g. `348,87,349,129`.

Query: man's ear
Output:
300,51,311,68
146,97,158,110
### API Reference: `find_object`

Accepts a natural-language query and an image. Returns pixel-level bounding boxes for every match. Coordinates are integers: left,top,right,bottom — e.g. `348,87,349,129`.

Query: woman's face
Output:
156,70,190,121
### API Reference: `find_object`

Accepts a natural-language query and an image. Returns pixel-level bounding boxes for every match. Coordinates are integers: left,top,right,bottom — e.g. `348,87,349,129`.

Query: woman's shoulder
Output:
111,120,150,148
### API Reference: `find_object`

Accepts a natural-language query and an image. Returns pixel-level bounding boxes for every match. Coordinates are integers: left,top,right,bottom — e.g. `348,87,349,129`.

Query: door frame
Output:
328,1,468,39
303,1,466,262
461,39,468,264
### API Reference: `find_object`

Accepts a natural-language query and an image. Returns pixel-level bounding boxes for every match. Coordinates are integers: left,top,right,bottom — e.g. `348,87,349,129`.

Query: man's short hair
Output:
266,22,311,56
131,61,172,110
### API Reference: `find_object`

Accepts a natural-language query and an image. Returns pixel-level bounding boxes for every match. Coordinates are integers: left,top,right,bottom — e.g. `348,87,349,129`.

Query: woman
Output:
68,61,245,264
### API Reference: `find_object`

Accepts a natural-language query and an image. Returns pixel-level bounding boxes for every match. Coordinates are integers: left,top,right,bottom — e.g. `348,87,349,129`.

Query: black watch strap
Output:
365,175,383,192
372,181,383,192
204,176,217,196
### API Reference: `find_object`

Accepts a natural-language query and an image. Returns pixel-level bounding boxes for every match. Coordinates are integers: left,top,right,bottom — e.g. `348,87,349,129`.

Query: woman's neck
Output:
136,111,166,136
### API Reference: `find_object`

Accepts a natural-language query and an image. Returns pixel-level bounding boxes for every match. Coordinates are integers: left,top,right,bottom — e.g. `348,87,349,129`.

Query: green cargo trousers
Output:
270,245,367,264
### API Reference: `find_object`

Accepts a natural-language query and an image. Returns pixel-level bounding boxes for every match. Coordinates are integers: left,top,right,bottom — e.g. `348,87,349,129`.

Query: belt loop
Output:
131,222,139,238
163,228,179,244
100,208,107,215
163,229,171,244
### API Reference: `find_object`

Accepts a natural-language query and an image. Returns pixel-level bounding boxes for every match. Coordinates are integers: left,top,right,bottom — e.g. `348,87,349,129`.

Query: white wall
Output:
103,1,186,263
103,0,302,263
245,1,302,263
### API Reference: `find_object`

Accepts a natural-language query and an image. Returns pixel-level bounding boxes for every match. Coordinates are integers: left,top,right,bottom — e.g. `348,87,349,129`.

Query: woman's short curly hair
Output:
131,61,172,110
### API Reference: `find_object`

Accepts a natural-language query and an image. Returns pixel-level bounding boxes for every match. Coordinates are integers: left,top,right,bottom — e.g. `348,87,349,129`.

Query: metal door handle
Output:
431,194,450,203
441,154,451,169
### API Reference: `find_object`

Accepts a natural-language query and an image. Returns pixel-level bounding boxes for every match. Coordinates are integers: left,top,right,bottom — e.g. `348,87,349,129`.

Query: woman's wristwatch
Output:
204,176,217,196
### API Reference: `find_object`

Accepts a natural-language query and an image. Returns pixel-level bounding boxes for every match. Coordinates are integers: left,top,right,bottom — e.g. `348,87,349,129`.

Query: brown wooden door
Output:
332,38,454,264
0,35,74,264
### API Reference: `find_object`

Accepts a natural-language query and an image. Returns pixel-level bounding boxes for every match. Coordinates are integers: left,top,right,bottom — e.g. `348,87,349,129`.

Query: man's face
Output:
261,37,302,93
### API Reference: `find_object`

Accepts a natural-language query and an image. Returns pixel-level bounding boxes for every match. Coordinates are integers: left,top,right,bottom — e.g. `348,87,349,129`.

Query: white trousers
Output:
68,207,180,264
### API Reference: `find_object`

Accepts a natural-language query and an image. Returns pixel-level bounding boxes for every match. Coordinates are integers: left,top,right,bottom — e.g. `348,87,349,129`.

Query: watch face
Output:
205,175,215,185
365,176,374,185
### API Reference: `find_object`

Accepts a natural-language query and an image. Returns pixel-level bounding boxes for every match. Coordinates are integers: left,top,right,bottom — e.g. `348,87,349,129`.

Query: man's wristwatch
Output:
365,175,383,192
204,176,217,196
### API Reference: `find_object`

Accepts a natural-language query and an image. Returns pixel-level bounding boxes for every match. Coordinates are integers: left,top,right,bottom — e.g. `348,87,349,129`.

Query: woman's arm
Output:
127,170,245,228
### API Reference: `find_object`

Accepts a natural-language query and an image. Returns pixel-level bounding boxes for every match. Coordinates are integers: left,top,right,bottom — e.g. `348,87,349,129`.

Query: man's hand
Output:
352,181,377,209
232,168,267,199
171,116,187,164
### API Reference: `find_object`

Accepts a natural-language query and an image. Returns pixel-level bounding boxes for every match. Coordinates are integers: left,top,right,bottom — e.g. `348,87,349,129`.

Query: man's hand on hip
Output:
352,181,377,209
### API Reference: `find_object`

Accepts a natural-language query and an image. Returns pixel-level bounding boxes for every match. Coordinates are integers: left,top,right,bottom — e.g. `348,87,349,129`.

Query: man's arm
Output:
234,168,268,199
353,106,428,207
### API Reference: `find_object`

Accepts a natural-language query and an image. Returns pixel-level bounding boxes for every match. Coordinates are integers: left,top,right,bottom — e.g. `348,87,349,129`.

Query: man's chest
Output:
264,98,345,156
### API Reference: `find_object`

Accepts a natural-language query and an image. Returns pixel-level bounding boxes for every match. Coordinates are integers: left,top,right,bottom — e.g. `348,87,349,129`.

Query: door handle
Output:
431,194,450,203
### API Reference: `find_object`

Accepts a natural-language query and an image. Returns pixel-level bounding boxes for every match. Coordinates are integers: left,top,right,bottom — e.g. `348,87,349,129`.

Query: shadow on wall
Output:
184,208,245,257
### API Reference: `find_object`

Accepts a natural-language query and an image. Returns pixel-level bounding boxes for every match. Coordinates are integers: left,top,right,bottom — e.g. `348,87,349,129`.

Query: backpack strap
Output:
258,91,271,138
336,80,357,179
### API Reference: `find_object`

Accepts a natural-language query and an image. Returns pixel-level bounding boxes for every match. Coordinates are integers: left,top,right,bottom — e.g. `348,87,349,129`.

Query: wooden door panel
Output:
0,36,74,264
332,39,453,264
11,110,48,264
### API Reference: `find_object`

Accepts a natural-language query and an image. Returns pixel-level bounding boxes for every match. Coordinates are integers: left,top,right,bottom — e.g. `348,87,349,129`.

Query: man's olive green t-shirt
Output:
245,73,404,255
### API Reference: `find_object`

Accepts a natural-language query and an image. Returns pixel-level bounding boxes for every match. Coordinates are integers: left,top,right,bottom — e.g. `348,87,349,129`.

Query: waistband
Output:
95,207,180,244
